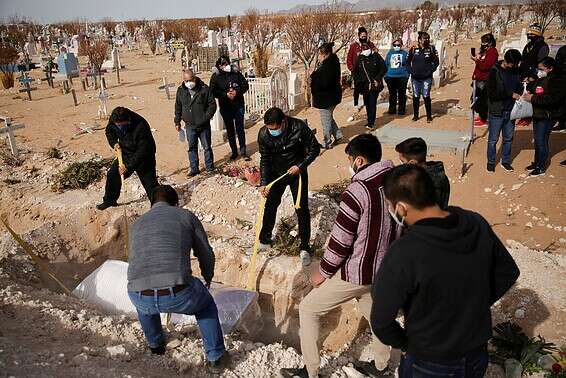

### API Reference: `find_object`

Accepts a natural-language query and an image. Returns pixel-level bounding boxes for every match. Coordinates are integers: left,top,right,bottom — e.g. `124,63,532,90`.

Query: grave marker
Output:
0,117,26,157
71,88,78,106
97,84,109,119
18,73,37,100
158,77,176,100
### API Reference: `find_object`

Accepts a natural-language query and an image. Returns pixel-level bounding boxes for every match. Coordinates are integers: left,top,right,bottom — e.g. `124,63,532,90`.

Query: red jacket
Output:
347,40,376,72
472,47,498,81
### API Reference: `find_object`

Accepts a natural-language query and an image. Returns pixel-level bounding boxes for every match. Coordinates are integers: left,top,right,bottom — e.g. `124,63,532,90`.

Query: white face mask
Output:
388,203,406,228
222,65,231,73
185,81,196,89
361,49,371,57
349,158,360,177
537,69,548,79
393,46,401,51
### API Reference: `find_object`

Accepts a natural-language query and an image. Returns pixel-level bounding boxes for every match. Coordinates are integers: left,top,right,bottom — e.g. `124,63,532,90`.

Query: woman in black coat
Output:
352,43,386,130
310,42,343,149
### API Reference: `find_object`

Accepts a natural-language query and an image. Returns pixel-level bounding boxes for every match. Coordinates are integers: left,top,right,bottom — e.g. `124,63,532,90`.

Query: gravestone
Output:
0,117,26,157
208,30,218,48
69,35,80,55
433,40,445,88
56,51,79,79
211,99,226,145
97,84,109,119
102,48,121,71
24,41,37,57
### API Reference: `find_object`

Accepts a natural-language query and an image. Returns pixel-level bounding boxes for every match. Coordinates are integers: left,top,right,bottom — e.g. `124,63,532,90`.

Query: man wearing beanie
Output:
521,23,549,79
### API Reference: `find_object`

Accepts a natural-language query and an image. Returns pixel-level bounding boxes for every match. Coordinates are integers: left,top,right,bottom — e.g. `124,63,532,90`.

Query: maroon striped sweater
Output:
320,160,398,285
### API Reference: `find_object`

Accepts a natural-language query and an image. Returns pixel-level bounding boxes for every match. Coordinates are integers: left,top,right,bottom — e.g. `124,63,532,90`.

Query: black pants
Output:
363,90,379,127
385,76,408,114
103,159,159,204
259,172,311,252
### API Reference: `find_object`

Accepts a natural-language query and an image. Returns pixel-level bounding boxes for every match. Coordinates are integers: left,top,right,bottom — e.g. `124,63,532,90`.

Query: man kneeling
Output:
127,185,230,373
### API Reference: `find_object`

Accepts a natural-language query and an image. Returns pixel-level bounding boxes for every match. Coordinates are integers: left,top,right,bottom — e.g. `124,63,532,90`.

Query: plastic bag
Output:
510,99,533,120
178,128,186,143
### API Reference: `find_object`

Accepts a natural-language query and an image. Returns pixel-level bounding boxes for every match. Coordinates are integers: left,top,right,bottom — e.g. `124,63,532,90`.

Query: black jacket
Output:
371,207,519,361
105,110,156,172
258,116,320,185
487,61,522,116
521,36,549,79
408,45,439,80
424,161,450,210
310,53,342,109
529,70,566,120
174,78,217,131
209,65,249,112
352,52,387,95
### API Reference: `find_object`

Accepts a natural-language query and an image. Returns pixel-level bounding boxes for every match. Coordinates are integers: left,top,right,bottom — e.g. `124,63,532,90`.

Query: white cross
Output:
0,117,26,157
97,83,109,119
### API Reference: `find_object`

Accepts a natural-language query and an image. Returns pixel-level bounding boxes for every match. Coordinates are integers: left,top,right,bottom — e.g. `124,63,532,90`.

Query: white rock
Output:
484,188,492,193
530,206,539,211
514,308,525,319
511,183,523,191
525,222,533,228
235,181,244,188
106,345,127,358
203,214,214,223
290,230,298,238
167,339,182,350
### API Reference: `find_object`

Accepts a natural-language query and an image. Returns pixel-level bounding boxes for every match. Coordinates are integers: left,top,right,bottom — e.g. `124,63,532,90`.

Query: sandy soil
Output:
0,23,565,377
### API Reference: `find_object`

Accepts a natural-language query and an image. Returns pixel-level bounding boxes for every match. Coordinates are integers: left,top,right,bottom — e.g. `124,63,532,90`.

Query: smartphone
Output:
471,47,476,57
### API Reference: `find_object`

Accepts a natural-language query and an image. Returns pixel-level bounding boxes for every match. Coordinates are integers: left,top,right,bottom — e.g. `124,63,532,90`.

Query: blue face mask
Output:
269,128,283,137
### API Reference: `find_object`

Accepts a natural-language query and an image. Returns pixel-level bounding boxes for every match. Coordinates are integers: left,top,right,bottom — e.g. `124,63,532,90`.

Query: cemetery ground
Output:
0,25,565,376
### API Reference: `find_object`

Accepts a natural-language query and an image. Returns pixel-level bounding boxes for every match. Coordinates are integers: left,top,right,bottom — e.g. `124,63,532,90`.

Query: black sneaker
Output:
229,153,238,161
426,117,433,123
279,366,312,378
525,162,536,171
561,160,566,166
500,163,514,172
487,163,495,173
529,168,545,177
242,154,252,161
188,170,199,177
365,124,375,130
352,360,392,377
387,109,396,115
150,344,166,355
96,202,118,211
412,115,419,121
398,110,406,115
207,352,231,374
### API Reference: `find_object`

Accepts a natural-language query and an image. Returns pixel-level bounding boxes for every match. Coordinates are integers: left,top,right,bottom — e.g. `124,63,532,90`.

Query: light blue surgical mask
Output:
269,128,283,137
393,46,401,51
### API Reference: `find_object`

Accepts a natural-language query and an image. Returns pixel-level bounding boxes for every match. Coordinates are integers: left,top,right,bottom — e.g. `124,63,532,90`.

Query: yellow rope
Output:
246,172,302,291
114,144,129,260
1,217,73,296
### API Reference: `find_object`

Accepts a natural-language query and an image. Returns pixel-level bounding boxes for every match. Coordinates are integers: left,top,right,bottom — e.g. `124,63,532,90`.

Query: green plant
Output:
490,322,557,374
272,216,324,258
47,147,62,159
318,179,350,204
51,158,113,192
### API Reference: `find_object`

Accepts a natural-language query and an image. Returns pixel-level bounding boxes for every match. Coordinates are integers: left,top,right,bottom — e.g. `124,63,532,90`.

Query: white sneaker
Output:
300,250,311,267
246,242,270,256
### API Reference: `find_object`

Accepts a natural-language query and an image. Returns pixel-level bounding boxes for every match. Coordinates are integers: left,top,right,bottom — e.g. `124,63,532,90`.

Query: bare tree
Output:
204,17,227,32
449,5,468,43
4,16,38,64
495,3,521,36
364,12,387,43
0,43,19,89
417,1,439,32
60,19,83,36
481,6,496,32
167,19,203,66
240,9,284,77
382,10,414,40
529,0,562,32
85,38,109,84
314,1,355,54
124,20,143,35
143,21,161,55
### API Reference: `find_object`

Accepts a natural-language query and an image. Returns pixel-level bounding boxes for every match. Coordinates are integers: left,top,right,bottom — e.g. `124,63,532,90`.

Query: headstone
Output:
433,40,445,88
0,117,26,157
208,30,218,48
211,99,226,145
97,84,109,119
102,48,121,72
24,41,37,57
69,35,80,55
56,51,79,78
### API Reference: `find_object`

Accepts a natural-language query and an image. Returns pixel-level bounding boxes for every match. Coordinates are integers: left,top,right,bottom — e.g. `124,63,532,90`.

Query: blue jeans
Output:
319,105,343,147
187,126,214,173
412,78,432,98
220,107,246,156
533,118,553,170
487,111,515,165
399,350,489,378
363,90,379,127
128,277,225,362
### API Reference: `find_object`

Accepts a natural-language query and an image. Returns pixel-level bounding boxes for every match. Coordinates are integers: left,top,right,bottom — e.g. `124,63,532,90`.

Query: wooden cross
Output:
0,117,26,157
18,73,37,100
158,77,176,100
97,83,109,119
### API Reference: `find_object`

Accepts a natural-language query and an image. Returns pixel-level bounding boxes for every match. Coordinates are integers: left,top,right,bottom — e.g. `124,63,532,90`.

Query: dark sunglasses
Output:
393,44,402,47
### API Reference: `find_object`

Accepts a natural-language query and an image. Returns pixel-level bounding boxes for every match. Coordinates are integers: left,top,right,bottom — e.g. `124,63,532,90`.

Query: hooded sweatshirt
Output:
371,207,520,361
424,161,450,210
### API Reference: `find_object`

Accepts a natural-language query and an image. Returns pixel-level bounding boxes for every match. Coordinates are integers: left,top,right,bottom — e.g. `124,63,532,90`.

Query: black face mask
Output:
527,35,536,41
359,37,368,43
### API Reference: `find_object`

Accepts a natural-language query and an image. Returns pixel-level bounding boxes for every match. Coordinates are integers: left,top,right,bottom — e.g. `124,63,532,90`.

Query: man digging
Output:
97,107,159,210
257,107,320,267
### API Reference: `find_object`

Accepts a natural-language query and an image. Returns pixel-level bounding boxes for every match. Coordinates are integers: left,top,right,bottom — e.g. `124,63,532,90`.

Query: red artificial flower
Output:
552,363,562,374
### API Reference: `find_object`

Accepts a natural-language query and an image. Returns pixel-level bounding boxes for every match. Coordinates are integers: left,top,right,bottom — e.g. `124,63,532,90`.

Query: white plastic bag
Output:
178,128,186,143
510,99,533,120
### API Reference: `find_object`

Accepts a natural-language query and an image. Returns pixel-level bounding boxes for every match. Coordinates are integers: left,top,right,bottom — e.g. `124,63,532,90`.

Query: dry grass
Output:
51,158,113,192
318,179,349,204
46,147,62,159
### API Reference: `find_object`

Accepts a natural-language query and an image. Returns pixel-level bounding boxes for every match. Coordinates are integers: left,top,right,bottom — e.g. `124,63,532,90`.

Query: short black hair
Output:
395,137,427,163
358,26,367,35
318,42,334,55
264,107,285,125
383,164,437,210
481,32,496,48
215,55,230,68
151,185,179,206
539,56,556,69
345,134,382,164
418,31,430,40
504,49,522,66
110,107,131,123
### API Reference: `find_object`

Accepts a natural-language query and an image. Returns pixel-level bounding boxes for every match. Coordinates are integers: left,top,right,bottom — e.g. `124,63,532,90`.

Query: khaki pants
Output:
299,276,391,377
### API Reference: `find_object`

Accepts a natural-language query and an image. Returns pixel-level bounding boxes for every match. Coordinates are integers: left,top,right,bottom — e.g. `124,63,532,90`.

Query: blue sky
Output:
0,0,329,23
